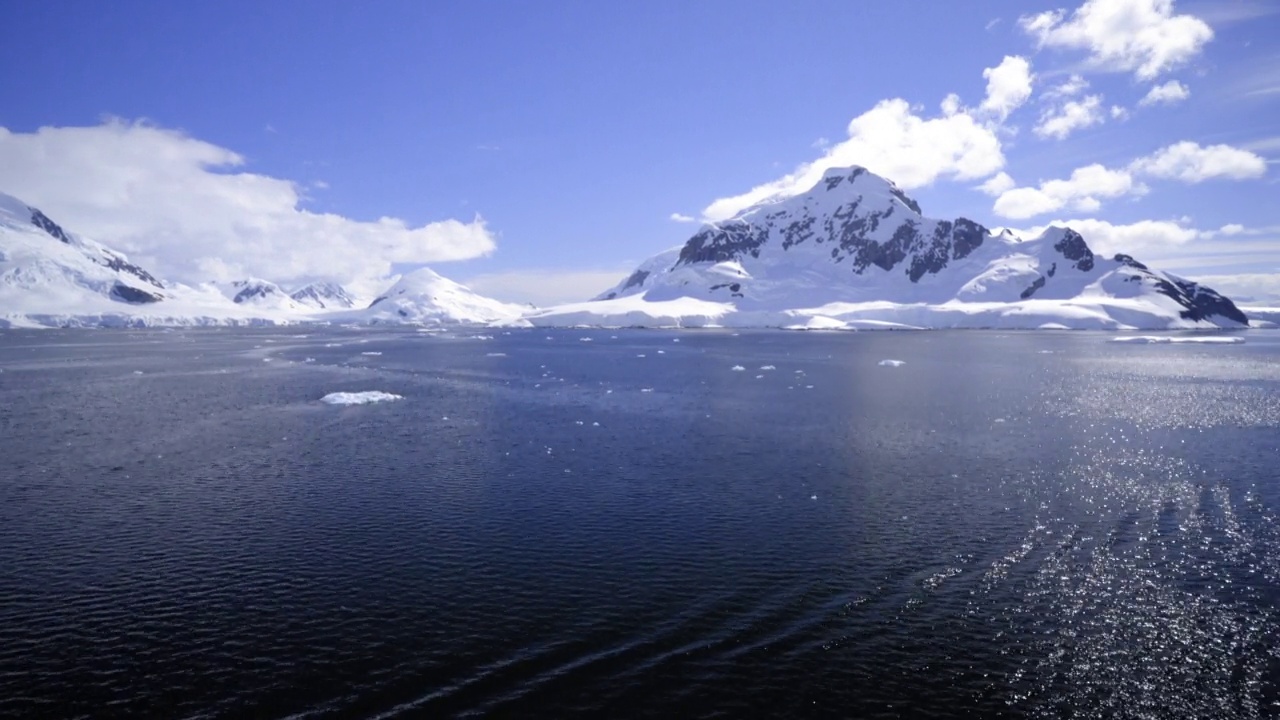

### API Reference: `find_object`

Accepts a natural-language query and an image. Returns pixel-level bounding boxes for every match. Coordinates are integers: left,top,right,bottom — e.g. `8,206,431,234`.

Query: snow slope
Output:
529,166,1249,330
339,266,526,326
0,192,304,328
290,281,357,310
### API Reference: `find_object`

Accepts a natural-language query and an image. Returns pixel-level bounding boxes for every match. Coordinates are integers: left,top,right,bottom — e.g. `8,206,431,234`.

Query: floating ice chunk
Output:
304,357,316,363
1037,350,1054,354
1108,335,1245,344
133,370,144,375
361,351,383,356
641,388,654,393
320,391,403,405
486,352,507,357
592,422,600,427
324,343,342,348
579,337,593,342
878,359,906,367
672,338,680,342
994,418,1006,423
810,494,818,500
731,365,746,371
759,365,776,370
657,350,665,354
575,420,584,425
756,374,764,379
637,354,647,358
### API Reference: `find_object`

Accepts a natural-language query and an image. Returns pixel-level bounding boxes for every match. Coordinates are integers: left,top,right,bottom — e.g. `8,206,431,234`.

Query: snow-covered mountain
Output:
0,193,306,328
1,191,169,316
342,266,525,326
210,278,305,312
290,281,356,309
529,166,1248,330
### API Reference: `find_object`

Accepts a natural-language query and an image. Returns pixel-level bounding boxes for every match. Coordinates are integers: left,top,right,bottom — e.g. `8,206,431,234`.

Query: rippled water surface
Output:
1,328,1278,719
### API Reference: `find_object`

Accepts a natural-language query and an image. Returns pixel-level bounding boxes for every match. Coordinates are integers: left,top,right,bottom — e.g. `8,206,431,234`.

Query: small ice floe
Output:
575,420,584,425
759,365,776,371
672,338,680,342
1108,335,1245,344
324,343,342,348
486,352,507,357
731,365,746,371
592,422,600,427
1038,350,1054,354
810,494,818,501
641,388,654,393
637,354,647,358
133,370,144,375
320,391,403,405
361,351,383,356
657,350,666,354
579,337,593,342
755,374,764,379
878,359,906,367
805,385,814,389
994,418,1007,423
262,358,272,363
304,357,316,363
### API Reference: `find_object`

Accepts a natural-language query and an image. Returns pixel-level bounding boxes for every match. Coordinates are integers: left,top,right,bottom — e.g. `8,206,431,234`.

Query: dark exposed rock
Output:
677,222,769,265
1113,253,1149,271
621,270,650,291
1053,229,1094,271
110,282,163,304
1020,275,1046,300
30,209,73,244
1047,262,1056,278
950,218,985,260
101,251,164,288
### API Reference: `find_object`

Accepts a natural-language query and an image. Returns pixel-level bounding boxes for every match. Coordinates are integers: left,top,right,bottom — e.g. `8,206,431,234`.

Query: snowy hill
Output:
529,166,1248,330
290,281,356,310
0,193,301,328
342,266,525,326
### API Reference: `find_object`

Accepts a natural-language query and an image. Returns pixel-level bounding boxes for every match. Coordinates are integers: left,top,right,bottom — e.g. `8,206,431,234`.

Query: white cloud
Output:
1111,105,1131,120
1019,0,1214,80
0,121,497,296
669,212,697,223
977,171,1017,196
1043,74,1089,99
1035,94,1105,139
979,56,1035,120
993,164,1142,218
461,268,633,306
702,98,1004,221
1016,217,1199,255
992,141,1265,219
1129,140,1267,181
1218,223,1246,235
1139,79,1190,106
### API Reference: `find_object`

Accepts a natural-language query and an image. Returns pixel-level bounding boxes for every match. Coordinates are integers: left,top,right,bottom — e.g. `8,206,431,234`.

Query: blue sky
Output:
1,0,1277,303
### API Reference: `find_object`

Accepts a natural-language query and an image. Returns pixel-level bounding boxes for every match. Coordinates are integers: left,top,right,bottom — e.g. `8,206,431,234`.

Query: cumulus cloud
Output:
977,171,1017,196
993,164,1143,219
1139,79,1191,106
0,120,496,296
979,56,1035,120
702,98,1004,221
669,212,697,223
1020,0,1214,80
1015,217,1202,257
1035,94,1106,139
1129,140,1267,181
992,141,1266,218
1043,74,1090,99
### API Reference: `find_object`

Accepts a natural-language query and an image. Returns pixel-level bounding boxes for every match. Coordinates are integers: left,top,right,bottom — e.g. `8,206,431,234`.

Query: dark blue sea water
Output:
1,327,1278,719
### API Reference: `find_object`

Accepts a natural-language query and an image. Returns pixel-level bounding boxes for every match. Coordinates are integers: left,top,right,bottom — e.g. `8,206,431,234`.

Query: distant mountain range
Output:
1,175,1266,330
